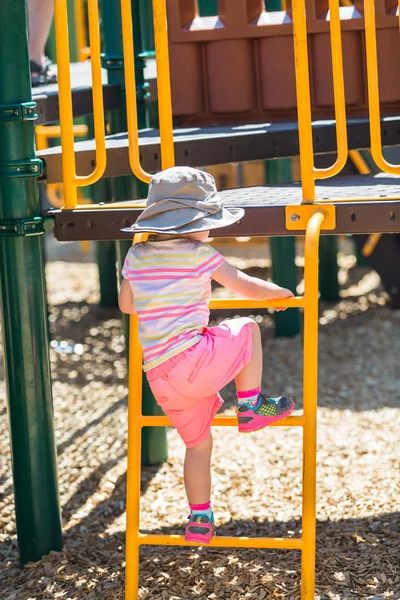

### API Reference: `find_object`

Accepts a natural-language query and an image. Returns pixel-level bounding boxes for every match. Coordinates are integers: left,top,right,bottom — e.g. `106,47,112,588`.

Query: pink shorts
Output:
146,317,253,448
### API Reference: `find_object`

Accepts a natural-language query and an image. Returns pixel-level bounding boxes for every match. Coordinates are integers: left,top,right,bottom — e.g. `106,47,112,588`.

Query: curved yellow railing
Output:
293,0,348,201
121,0,175,183
364,0,400,175
314,0,347,181
54,0,106,208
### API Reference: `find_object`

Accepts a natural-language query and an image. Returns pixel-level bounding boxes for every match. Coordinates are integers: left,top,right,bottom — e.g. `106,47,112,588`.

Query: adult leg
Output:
27,0,54,65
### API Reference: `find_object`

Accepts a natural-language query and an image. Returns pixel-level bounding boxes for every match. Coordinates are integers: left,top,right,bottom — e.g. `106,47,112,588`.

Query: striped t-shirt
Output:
122,239,225,371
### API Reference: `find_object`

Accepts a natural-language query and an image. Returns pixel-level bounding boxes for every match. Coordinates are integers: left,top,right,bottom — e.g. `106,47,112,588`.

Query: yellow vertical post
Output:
301,211,325,598
152,0,175,170
291,0,315,202
54,0,77,208
125,314,143,599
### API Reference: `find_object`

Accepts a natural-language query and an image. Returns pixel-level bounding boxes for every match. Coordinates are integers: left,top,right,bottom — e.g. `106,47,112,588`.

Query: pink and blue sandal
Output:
237,393,294,433
185,513,215,544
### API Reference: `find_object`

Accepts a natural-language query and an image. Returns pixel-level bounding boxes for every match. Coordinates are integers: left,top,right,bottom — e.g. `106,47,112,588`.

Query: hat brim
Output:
120,207,245,235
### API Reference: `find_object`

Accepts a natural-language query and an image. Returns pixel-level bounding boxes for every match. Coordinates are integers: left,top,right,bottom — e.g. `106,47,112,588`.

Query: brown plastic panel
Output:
165,0,400,125
206,40,255,113
246,0,266,25
376,29,400,104
259,36,296,110
311,31,364,108
169,43,204,115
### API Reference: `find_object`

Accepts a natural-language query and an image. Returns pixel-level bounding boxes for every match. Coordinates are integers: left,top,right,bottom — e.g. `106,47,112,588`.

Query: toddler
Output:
119,167,295,544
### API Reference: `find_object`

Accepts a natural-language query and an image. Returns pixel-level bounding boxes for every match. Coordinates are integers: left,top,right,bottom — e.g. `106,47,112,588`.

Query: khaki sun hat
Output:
120,166,244,235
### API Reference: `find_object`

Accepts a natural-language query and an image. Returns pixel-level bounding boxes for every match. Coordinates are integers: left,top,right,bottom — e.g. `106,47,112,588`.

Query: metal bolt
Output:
14,109,19,116
291,213,300,223
32,165,39,172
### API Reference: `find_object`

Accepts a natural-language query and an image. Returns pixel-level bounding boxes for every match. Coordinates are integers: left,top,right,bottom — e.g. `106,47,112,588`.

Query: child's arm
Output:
212,261,294,302
118,279,137,314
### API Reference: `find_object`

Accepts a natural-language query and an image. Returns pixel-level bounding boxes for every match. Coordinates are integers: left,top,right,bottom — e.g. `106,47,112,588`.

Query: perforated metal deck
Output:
46,173,400,241
39,117,400,182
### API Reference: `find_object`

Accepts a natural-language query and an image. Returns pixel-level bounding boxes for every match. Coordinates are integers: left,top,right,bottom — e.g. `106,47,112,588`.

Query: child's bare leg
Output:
235,321,262,392
184,431,213,504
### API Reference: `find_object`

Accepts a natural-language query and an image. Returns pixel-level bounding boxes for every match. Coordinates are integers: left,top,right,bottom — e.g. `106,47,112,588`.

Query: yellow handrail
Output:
364,0,400,175
152,0,175,170
292,0,315,202
121,0,175,183
54,0,106,209
292,0,348,201
314,0,347,180
121,0,152,183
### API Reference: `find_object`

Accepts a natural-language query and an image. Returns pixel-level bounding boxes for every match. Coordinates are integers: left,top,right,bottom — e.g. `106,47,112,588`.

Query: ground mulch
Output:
0,240,399,599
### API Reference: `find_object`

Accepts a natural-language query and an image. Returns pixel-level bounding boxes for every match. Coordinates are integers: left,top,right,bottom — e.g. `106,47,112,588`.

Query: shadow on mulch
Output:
1,512,398,600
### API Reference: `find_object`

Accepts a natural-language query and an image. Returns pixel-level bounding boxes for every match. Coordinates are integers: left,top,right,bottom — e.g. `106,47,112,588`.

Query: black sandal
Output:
30,57,58,87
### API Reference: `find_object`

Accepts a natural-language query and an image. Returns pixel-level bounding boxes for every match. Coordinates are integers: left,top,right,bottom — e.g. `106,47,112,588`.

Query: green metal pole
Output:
264,0,299,338
265,160,300,337
93,179,119,308
100,0,167,465
319,236,340,302
85,114,119,307
198,0,218,15
0,0,62,564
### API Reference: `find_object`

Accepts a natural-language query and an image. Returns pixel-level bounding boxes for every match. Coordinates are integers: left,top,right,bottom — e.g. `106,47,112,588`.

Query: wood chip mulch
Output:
0,245,399,600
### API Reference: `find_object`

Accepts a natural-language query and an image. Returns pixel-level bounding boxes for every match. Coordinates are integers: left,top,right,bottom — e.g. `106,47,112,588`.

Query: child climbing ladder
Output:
118,166,296,543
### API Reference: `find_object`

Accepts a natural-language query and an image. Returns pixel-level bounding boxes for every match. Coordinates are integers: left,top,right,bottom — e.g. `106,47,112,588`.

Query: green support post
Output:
198,0,219,15
100,0,167,465
0,1,62,564
263,3,299,339
265,160,300,337
319,236,340,302
85,115,119,307
93,179,119,308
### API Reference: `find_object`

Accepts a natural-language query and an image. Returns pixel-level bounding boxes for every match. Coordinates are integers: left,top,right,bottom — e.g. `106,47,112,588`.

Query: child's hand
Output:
274,287,295,312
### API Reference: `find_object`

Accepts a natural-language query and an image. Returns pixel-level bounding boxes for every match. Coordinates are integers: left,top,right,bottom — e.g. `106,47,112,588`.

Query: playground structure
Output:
0,1,400,599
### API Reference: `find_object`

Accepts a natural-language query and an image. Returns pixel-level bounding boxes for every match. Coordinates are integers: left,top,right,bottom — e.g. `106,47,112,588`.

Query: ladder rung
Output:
209,297,305,310
137,533,303,550
139,415,305,427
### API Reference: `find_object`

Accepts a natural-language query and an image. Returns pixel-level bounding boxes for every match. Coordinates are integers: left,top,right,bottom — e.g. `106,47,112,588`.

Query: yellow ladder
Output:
126,210,328,599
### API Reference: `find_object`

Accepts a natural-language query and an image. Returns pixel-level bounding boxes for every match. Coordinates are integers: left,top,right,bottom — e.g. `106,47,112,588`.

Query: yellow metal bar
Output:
75,0,106,187
292,0,315,201
121,0,175,181
74,0,87,62
349,150,371,175
140,415,305,427
364,1,400,175
54,0,77,208
125,315,142,600
121,0,152,183
152,0,175,170
314,0,347,180
301,211,325,600
362,233,382,257
55,0,105,209
138,534,303,550
35,124,88,145
210,297,305,309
